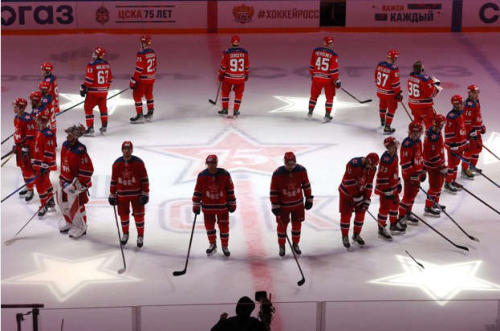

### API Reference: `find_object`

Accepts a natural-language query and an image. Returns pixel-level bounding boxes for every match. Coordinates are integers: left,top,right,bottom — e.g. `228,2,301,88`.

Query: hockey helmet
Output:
408,121,423,133
30,90,42,101
451,94,463,105
231,35,240,46
284,151,296,164
323,36,334,46
366,152,380,167
41,62,54,72
140,35,152,47
387,49,399,61
94,47,106,58
122,141,133,151
433,114,446,128
467,84,479,93
206,154,218,164
14,97,28,109
383,136,399,149
39,81,50,91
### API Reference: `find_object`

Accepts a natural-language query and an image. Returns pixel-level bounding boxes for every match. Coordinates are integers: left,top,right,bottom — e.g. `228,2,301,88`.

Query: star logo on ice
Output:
269,95,368,118
59,89,132,116
3,253,139,302
370,255,500,305
142,127,330,182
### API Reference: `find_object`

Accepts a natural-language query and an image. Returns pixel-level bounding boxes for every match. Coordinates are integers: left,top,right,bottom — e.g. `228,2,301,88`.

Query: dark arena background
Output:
1,0,500,330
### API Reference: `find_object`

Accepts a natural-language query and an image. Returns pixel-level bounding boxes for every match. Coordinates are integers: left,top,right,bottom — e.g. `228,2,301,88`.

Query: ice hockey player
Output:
40,62,59,114
192,155,236,256
270,152,313,256
130,35,157,124
375,137,404,239
407,60,442,128
31,113,56,217
58,124,94,238
399,121,425,225
109,141,149,247
29,90,42,112
423,114,447,217
12,98,36,202
80,47,112,135
338,153,379,249
217,35,249,118
444,95,467,193
375,49,401,134
308,36,340,123
461,84,485,179
37,81,56,134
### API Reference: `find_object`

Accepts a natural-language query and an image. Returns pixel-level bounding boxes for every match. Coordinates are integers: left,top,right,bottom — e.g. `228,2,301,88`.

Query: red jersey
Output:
423,127,445,170
463,97,483,136
59,140,94,188
400,137,424,179
31,128,56,171
83,58,112,94
309,47,339,81
338,157,376,199
14,113,36,149
218,47,249,84
270,164,312,210
445,109,467,150
42,74,59,113
407,73,439,108
110,156,149,199
133,48,157,83
375,61,400,96
192,168,236,213
375,151,400,195
33,94,54,119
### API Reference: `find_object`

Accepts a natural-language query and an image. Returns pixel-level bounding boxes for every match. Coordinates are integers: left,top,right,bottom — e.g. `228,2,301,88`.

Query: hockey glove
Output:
450,145,459,152
193,205,200,215
80,84,87,97
108,196,117,206
353,195,364,208
384,191,395,200
304,199,313,210
139,195,149,205
228,204,236,213
432,76,441,86
420,171,427,182
272,207,281,217
395,92,403,101
480,125,486,134
361,199,371,211
21,146,30,160
335,79,341,89
245,74,249,82
129,77,137,90
40,163,49,176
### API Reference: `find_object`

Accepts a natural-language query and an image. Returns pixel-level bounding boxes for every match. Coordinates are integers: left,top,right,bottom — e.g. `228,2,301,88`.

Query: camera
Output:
255,291,275,330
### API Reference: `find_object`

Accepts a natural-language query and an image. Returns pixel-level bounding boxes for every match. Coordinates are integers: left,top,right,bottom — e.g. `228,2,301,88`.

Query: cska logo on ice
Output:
233,4,254,24
95,6,110,25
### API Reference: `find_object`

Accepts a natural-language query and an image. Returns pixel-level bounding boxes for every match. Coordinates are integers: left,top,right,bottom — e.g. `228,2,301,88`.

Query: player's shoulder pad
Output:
44,75,55,83
42,128,54,137
273,166,288,176
130,155,144,163
447,109,459,119
74,142,87,154
420,74,432,82
389,63,399,70
349,157,363,167
199,169,211,177
216,168,230,176
114,156,125,164
464,98,476,108
426,128,440,142
381,151,394,164
292,164,306,173
401,137,414,147
22,114,33,121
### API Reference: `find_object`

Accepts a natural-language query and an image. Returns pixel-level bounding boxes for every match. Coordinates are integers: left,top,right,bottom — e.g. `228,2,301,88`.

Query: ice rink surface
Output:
2,32,500,330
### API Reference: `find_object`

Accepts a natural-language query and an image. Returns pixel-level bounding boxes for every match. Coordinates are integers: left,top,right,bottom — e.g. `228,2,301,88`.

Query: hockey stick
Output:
450,151,499,189
418,187,479,242
366,210,424,269
400,102,414,121
112,205,127,274
1,154,14,167
1,134,14,145
1,149,14,160
455,183,500,216
1,174,39,203
209,82,222,105
173,213,198,276
483,145,500,161
277,216,306,286
340,87,372,104
410,212,469,251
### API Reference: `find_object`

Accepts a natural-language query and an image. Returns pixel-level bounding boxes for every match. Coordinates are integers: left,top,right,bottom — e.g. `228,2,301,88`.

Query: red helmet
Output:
14,97,28,109
323,36,334,46
409,121,423,133
231,35,240,45
41,62,54,72
433,114,446,127
206,154,218,164
30,90,42,101
140,35,152,47
467,84,479,93
39,81,50,91
384,136,399,149
94,47,106,58
284,151,296,163
366,152,380,166
387,49,399,61
451,94,463,105
122,141,133,151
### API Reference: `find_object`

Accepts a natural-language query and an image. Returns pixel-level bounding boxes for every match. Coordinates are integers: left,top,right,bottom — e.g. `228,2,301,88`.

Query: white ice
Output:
1,32,500,331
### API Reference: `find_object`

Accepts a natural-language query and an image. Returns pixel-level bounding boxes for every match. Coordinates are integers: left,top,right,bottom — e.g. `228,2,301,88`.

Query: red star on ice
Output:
142,127,330,182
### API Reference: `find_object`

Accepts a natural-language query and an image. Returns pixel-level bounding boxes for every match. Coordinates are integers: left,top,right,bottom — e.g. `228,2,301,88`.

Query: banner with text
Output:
462,0,500,28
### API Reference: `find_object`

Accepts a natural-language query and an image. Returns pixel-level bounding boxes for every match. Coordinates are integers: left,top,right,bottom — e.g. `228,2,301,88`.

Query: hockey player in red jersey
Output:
375,49,401,134
399,121,425,225
58,125,94,238
423,114,447,217
41,62,59,114
109,141,149,247
461,84,485,179
37,81,56,133
30,90,42,112
192,155,236,257
338,153,379,249
130,35,157,124
375,137,404,239
217,35,249,118
31,113,56,217
308,36,340,123
270,152,313,256
12,98,36,202
407,61,442,128
444,95,467,193
80,47,112,135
